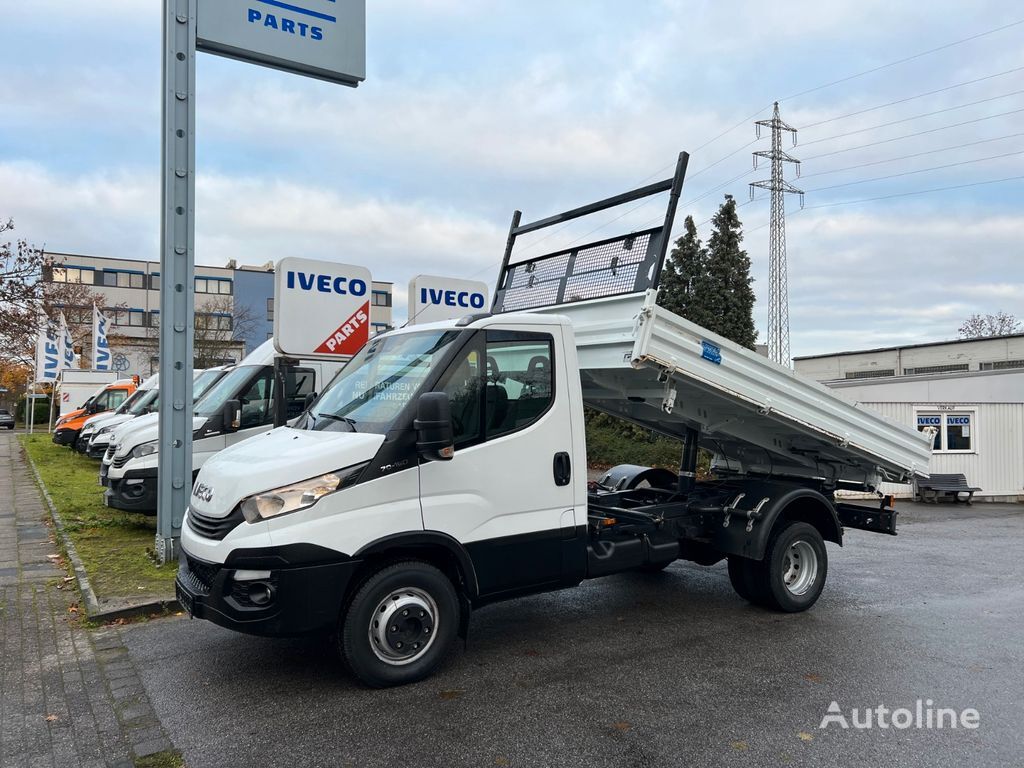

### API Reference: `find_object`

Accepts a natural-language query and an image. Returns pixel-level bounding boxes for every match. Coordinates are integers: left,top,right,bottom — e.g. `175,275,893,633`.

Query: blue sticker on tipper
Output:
701,341,722,365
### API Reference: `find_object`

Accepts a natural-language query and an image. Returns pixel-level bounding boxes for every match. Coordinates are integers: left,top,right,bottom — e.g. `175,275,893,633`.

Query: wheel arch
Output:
714,486,842,561
353,531,480,602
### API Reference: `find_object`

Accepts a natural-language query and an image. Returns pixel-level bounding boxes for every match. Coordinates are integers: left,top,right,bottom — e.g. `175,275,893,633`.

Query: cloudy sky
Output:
3,0,1023,355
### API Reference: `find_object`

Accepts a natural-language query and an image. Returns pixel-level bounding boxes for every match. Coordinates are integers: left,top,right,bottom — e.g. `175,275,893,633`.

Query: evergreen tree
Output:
659,196,757,350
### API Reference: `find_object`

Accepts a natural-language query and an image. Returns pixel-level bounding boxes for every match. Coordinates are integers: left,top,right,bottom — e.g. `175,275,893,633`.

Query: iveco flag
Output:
197,0,365,86
58,312,75,370
273,257,372,357
93,305,111,371
34,316,61,384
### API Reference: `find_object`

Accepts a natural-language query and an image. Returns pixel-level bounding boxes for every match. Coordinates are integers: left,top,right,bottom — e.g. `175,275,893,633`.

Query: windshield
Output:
195,365,263,417
127,388,160,416
113,387,146,415
308,330,461,435
193,368,227,402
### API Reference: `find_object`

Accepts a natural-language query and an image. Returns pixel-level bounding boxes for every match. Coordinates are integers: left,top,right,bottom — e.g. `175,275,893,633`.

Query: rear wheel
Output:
339,561,459,688
749,521,828,612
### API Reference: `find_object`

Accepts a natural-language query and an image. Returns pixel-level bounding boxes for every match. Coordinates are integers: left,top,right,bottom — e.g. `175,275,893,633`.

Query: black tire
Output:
340,561,459,688
749,521,828,612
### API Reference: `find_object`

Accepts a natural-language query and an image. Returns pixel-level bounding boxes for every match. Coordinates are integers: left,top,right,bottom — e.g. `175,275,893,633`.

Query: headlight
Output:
239,462,367,523
131,441,158,459
81,425,95,435
97,426,112,435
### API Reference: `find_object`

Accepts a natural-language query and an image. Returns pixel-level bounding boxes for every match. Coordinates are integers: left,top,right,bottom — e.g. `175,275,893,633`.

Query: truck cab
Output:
104,342,341,513
53,379,137,446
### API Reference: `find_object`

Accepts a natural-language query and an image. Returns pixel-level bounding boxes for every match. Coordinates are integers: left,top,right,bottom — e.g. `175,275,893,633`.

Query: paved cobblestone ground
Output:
0,432,177,768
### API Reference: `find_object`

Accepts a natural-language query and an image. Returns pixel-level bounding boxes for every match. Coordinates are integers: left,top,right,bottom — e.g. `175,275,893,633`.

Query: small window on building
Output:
372,290,391,307
903,364,969,376
150,274,161,290
150,310,160,327
916,412,975,453
945,414,972,451
844,369,895,379
218,279,232,295
101,271,118,287
980,359,1024,371
916,414,942,451
128,310,146,327
129,272,145,289
195,278,208,293
116,272,131,288
267,297,274,322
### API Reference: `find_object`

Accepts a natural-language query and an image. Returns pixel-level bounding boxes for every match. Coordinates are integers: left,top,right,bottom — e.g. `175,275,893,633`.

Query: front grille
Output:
181,555,219,595
105,445,116,461
187,507,244,541
112,454,130,469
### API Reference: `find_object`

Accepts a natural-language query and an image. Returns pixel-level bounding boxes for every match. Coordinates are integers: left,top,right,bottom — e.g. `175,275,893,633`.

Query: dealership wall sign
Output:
274,257,372,356
197,0,365,85
408,275,490,325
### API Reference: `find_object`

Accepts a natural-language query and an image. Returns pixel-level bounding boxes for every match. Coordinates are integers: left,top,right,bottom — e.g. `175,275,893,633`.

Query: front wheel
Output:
340,561,459,688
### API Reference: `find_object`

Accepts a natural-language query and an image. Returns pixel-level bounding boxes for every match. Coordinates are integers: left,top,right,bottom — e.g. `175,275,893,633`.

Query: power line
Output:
799,132,1024,179
802,108,1024,160
800,89,1024,147
779,19,1024,103
744,174,1024,234
802,149,1024,193
800,65,1024,129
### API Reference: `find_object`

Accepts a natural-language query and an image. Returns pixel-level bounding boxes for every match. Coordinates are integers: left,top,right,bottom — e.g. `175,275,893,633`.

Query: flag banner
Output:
93,305,111,370
34,316,60,383
58,312,75,370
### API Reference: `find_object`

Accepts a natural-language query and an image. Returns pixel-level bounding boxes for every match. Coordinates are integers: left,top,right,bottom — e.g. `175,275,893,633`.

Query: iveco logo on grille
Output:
192,483,214,503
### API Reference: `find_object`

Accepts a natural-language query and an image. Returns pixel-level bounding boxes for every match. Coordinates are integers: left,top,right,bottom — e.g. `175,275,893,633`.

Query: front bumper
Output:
53,428,79,446
176,543,361,637
104,469,158,513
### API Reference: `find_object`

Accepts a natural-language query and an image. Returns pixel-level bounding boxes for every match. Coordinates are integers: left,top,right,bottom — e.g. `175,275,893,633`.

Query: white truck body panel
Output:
539,291,932,491
56,370,120,417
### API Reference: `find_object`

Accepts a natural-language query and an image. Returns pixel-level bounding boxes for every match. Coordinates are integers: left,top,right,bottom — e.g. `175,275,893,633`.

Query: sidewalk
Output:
0,432,178,768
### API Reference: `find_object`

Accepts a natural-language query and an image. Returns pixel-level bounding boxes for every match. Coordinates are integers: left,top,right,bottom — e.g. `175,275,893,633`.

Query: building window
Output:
150,310,160,327
844,369,895,379
980,359,1024,371
916,412,975,453
150,274,161,290
50,266,94,284
266,297,274,322
903,364,969,376
371,290,391,307
128,309,146,327
195,277,233,295
130,272,146,289
100,271,118,287
196,313,232,331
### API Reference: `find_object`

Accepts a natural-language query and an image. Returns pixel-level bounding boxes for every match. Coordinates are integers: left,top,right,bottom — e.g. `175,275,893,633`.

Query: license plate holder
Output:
176,583,194,616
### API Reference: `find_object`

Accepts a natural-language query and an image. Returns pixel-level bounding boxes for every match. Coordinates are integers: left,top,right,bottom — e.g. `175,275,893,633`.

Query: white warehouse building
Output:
795,335,1024,503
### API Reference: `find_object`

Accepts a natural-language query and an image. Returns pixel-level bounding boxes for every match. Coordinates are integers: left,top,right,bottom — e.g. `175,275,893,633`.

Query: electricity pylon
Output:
750,102,803,367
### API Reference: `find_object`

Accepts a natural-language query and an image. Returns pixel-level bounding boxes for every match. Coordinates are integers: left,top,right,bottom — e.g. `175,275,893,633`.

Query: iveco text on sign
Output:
274,257,372,357
407,275,491,326
196,0,365,86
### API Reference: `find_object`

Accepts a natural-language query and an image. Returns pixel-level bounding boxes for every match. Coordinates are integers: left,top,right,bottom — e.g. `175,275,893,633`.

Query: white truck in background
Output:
103,341,345,513
55,370,120,419
175,154,933,687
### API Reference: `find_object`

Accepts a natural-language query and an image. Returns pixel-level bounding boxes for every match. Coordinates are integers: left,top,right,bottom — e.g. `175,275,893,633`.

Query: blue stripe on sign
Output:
255,0,337,22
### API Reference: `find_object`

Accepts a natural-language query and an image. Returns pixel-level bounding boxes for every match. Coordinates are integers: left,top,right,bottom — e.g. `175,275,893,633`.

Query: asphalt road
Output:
122,503,1024,768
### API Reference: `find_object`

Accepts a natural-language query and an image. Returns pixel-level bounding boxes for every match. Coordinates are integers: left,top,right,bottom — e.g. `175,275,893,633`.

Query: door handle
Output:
553,452,571,486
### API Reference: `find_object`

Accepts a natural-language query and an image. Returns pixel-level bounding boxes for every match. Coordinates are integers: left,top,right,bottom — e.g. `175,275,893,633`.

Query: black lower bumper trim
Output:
53,429,78,446
105,470,158,513
176,548,360,637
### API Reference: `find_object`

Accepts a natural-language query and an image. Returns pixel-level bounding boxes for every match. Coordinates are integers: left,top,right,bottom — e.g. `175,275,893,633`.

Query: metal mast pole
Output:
156,0,197,563
750,102,803,367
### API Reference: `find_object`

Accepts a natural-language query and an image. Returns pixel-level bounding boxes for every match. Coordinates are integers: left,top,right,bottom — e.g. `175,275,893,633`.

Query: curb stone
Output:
22,443,183,623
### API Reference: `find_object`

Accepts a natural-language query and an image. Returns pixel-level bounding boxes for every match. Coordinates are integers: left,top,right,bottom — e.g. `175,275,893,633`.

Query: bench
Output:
918,473,982,505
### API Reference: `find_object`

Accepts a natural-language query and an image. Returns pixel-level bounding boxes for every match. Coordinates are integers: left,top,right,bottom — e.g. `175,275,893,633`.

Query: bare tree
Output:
139,294,256,367
0,219,46,367
958,311,1022,339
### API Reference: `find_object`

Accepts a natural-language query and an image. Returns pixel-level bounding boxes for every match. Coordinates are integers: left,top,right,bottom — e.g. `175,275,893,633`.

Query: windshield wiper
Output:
313,413,358,432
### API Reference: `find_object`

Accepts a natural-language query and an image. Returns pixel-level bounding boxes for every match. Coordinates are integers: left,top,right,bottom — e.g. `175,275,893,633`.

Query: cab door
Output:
419,326,577,598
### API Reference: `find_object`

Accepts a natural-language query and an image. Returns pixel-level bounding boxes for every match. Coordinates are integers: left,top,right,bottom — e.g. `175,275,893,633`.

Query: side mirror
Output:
414,392,454,462
222,399,241,433
302,392,317,411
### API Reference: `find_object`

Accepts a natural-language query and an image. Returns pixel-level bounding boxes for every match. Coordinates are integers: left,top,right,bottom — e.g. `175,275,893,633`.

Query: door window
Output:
485,333,554,439
238,369,274,428
437,346,483,446
284,367,316,419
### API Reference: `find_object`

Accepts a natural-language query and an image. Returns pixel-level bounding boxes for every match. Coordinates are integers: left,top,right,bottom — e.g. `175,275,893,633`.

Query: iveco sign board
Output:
197,0,365,86
274,257,372,357
408,275,490,326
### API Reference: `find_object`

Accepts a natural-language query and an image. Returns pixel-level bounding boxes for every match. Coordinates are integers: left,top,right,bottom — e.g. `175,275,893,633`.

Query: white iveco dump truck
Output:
176,153,933,687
